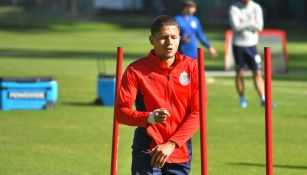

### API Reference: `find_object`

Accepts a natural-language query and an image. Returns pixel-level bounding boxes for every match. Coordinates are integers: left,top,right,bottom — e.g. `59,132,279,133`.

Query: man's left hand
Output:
150,141,176,168
209,47,218,58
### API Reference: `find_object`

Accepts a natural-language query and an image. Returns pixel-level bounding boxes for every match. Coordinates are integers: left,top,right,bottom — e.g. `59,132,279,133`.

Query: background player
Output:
175,0,218,59
116,15,204,174
229,0,274,108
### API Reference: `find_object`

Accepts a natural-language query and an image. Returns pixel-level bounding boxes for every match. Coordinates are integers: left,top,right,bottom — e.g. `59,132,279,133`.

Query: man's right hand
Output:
148,108,170,124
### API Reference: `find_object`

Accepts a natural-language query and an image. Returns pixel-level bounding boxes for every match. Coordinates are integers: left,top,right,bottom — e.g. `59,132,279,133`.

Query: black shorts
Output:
131,128,191,175
233,45,262,71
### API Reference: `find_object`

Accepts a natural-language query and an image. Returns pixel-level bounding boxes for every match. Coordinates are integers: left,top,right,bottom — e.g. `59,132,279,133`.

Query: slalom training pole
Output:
264,47,273,175
110,47,123,175
197,48,208,175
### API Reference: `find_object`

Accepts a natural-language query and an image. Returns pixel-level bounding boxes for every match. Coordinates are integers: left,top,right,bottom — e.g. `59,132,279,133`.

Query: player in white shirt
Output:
229,0,272,108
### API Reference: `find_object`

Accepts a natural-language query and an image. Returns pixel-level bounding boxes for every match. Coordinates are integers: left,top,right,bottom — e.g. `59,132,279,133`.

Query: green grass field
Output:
0,9,307,175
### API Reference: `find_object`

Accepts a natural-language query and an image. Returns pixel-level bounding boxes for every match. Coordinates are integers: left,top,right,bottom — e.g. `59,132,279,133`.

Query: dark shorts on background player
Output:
232,45,262,71
131,127,191,175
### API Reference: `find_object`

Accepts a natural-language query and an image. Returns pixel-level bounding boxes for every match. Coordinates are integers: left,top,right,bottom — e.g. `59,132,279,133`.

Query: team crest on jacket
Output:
191,21,197,29
179,71,190,86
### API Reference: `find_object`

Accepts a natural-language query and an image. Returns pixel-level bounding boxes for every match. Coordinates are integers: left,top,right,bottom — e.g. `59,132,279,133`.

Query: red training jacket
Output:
115,50,207,163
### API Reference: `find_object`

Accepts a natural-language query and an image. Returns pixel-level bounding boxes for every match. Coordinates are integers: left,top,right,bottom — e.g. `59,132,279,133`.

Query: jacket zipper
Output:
165,72,171,138
164,61,178,139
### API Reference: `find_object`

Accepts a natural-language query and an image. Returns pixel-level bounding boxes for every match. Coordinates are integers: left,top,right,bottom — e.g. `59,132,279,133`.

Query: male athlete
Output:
116,15,205,174
229,0,272,108
175,0,217,59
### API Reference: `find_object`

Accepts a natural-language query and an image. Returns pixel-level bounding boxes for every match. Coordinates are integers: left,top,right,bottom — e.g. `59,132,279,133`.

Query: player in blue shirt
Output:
175,0,217,59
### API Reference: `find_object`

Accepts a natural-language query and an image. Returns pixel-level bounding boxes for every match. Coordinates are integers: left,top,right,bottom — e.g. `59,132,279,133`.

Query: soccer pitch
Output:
0,20,307,175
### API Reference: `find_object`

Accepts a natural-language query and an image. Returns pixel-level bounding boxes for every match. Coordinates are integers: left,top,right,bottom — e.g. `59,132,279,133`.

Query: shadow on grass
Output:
0,7,70,32
228,162,307,170
284,28,307,42
62,101,114,109
273,53,307,81
97,15,153,29
0,48,142,60
0,6,153,32
61,101,97,107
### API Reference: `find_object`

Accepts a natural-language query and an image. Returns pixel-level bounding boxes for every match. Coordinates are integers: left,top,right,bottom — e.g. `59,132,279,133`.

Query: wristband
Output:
148,111,156,124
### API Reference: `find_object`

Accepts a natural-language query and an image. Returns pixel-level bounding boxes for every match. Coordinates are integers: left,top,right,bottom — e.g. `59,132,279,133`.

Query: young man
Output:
229,0,271,108
115,15,205,174
175,0,217,59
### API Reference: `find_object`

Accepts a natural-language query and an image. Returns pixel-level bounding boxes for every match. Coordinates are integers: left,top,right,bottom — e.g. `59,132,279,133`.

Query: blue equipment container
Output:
0,77,58,111
96,74,116,106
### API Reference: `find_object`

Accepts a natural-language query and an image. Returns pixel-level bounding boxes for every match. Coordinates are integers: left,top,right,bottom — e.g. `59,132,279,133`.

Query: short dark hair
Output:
150,15,180,35
181,0,196,8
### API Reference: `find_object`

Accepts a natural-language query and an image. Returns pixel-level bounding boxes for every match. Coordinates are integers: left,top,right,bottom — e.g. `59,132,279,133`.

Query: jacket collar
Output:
147,50,183,70
180,13,192,18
